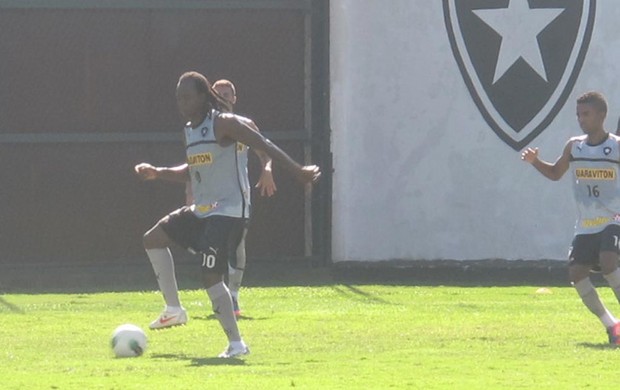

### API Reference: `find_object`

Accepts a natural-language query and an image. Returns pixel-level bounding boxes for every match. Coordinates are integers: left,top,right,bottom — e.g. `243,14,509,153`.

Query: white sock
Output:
206,281,241,342
146,248,181,308
230,340,246,349
574,278,617,328
165,306,183,313
601,313,618,328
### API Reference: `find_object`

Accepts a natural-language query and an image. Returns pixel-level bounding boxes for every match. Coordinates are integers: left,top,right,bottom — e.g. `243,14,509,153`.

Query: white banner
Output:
331,0,618,262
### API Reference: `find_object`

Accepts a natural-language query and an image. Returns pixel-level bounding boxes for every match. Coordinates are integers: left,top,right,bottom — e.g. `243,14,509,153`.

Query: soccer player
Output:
522,91,620,344
135,71,320,357
208,79,276,316
154,78,273,329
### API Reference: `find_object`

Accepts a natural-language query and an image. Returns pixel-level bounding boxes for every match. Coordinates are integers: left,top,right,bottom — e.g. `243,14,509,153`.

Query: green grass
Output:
1,285,620,389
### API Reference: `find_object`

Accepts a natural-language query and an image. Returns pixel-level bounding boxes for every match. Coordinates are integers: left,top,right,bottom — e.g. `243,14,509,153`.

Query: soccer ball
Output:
111,324,147,358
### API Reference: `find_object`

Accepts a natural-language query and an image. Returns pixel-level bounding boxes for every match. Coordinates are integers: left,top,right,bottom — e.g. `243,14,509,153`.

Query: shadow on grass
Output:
576,342,618,350
0,296,25,313
192,314,269,321
331,285,395,305
151,353,247,366
0,259,576,293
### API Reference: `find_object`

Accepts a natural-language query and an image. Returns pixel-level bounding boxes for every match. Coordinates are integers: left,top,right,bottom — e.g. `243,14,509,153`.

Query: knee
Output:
599,253,619,275
600,262,618,275
143,225,168,250
569,266,590,285
142,231,153,249
203,272,224,289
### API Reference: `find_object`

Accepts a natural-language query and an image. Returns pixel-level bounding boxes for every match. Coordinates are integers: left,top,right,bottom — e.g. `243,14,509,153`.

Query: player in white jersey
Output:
135,71,320,358
522,91,620,345
182,79,275,317
212,79,276,317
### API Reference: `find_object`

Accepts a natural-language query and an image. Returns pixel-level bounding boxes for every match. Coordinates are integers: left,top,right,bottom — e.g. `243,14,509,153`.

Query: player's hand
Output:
134,163,159,180
256,169,277,197
521,147,539,164
296,165,321,184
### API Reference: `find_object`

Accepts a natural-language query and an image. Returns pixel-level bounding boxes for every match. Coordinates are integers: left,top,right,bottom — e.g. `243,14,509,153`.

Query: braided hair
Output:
178,71,229,115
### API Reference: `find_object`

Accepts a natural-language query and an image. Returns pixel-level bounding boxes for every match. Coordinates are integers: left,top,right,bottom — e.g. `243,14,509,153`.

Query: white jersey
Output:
184,110,251,219
570,133,620,234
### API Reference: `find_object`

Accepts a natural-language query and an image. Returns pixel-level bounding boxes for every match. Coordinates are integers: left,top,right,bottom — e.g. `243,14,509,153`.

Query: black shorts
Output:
159,206,247,274
569,224,620,271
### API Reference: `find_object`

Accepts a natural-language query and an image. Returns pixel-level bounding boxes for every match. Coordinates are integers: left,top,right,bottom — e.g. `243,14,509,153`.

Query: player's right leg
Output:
569,234,619,343
570,265,617,327
143,208,193,329
228,227,248,317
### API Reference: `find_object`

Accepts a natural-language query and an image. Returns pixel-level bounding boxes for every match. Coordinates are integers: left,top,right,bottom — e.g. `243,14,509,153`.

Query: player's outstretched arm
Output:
245,119,277,197
215,114,320,184
134,163,189,183
521,141,572,181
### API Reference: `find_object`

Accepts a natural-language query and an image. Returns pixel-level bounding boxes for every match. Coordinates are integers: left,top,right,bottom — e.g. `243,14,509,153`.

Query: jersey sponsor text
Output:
188,153,213,166
581,216,611,228
575,168,616,180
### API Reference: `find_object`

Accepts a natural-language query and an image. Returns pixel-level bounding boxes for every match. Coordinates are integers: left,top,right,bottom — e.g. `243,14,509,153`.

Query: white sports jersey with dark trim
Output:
570,133,620,234
184,110,251,219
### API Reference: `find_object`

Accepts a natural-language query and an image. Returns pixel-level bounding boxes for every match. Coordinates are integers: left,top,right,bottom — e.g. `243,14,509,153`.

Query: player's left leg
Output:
598,251,620,344
601,252,620,300
594,225,620,344
199,216,249,358
599,225,620,305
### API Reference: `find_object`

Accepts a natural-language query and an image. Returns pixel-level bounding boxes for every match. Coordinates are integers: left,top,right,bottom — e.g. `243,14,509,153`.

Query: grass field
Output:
2,285,620,389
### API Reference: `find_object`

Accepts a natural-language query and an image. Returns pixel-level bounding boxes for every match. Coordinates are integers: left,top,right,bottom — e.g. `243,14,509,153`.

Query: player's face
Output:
176,79,207,120
576,103,605,134
213,85,236,112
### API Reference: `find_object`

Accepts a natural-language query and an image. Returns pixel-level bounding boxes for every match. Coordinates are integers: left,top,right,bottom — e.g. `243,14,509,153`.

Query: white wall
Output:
330,0,620,262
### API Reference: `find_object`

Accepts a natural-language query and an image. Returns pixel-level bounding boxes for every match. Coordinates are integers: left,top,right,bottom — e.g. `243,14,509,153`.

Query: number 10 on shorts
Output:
202,253,216,268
